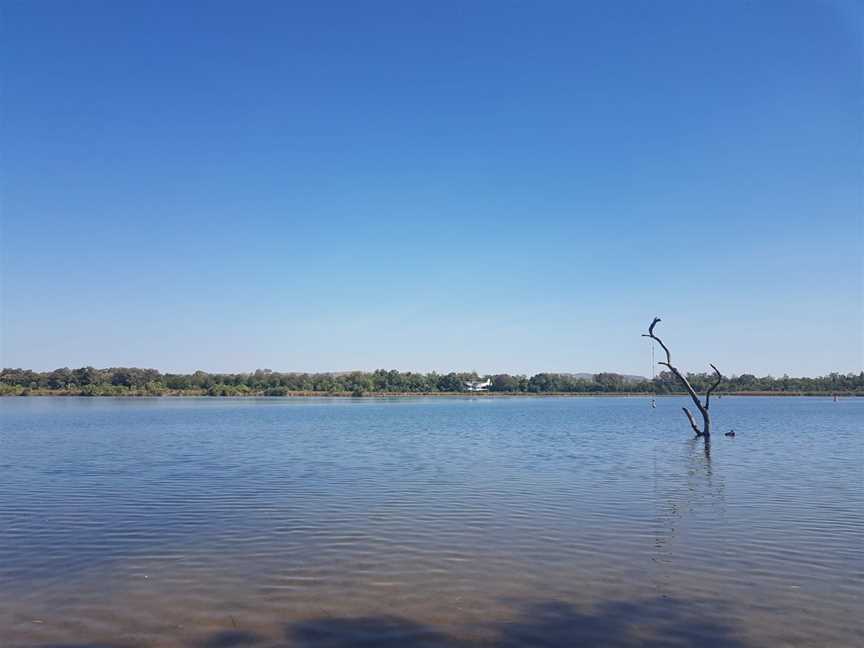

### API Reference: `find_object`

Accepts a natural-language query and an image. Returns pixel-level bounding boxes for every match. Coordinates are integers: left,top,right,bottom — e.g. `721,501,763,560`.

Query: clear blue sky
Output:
2,1,862,377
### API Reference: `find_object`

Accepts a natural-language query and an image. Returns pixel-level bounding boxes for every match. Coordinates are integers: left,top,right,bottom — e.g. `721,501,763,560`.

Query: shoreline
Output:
2,391,860,399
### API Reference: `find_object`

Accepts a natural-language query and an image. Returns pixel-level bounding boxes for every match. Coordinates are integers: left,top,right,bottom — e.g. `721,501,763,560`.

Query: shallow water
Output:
0,396,861,647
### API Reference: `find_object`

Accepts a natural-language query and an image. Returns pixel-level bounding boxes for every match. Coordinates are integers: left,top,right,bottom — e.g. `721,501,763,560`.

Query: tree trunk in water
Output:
643,317,721,438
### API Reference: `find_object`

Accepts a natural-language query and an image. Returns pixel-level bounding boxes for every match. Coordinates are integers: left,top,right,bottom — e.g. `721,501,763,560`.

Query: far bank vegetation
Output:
1,367,861,397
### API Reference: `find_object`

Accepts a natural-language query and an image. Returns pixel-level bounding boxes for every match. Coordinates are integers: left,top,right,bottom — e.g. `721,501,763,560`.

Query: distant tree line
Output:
1,367,861,396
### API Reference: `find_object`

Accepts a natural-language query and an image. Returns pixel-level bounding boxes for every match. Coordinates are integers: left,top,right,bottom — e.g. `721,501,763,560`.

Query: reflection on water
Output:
0,396,861,647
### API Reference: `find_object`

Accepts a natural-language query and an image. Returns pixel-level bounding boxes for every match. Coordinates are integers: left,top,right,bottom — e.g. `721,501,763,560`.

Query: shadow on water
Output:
29,645,140,648
29,596,753,648
198,631,271,648
287,616,459,648
488,597,748,648
285,598,751,648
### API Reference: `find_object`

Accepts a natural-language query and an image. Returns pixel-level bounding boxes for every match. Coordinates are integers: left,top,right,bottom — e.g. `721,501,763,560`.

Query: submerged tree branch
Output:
682,407,702,436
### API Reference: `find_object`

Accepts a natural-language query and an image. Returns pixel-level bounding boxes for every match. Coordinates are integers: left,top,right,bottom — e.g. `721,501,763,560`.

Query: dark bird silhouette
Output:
725,430,735,437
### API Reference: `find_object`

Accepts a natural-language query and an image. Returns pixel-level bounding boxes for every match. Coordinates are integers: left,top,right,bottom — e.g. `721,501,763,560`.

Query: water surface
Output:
1,396,861,647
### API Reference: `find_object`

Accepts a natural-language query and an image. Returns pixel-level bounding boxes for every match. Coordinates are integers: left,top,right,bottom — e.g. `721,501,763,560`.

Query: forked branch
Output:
705,364,722,409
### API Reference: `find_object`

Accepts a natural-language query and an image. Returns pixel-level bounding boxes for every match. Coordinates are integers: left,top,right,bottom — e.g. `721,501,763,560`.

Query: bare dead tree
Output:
643,317,722,438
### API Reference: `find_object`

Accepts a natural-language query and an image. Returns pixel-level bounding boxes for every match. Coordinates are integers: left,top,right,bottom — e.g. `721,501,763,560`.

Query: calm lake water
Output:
0,396,861,647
